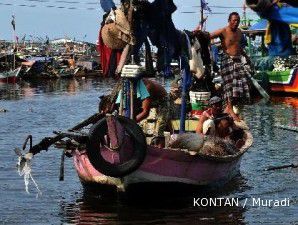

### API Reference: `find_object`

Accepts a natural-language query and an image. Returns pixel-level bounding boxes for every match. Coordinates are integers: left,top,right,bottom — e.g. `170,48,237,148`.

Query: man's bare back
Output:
143,79,167,99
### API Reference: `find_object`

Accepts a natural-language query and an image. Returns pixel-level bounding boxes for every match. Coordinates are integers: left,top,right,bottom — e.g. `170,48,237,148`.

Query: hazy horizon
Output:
0,0,258,43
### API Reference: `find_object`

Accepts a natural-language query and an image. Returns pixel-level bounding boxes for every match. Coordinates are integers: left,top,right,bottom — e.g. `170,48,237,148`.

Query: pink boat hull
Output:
73,130,252,192
0,76,18,83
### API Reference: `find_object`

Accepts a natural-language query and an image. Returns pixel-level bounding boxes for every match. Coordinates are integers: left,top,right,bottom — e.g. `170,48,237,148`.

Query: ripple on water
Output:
0,80,297,225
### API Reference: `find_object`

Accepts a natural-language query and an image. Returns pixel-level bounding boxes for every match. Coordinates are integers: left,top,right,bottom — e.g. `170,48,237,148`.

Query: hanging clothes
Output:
98,28,122,77
131,0,152,64
147,0,179,72
100,0,116,13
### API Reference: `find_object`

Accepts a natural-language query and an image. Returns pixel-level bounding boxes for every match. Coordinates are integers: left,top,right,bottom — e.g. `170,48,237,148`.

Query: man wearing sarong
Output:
196,12,251,121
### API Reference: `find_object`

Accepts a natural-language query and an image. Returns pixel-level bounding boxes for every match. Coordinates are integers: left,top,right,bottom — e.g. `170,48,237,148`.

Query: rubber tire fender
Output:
86,115,147,177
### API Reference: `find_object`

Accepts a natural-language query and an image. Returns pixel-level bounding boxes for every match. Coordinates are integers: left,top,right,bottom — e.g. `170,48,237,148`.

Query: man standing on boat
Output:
194,12,251,121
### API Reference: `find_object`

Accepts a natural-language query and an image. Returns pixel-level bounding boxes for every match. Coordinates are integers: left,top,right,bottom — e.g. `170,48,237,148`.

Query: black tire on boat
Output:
86,115,147,177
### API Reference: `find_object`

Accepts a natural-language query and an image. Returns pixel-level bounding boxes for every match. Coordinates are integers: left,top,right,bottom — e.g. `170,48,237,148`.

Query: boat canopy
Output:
246,1,297,57
248,19,267,31
260,5,298,25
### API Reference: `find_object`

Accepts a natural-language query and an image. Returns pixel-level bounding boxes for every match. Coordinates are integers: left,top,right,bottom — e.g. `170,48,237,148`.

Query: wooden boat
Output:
243,28,298,95
13,0,255,199
0,67,22,83
266,68,298,94
20,57,58,79
17,103,252,199
245,1,298,95
72,116,253,193
57,67,79,78
74,68,102,78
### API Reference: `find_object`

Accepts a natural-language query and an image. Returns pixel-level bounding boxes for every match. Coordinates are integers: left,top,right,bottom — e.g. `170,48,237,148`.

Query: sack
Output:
102,23,127,49
169,133,204,152
101,9,135,49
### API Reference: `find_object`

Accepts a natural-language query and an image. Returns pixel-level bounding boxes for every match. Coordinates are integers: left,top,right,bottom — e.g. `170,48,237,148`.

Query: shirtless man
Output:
195,12,250,121
135,79,168,122
210,12,243,56
114,78,171,137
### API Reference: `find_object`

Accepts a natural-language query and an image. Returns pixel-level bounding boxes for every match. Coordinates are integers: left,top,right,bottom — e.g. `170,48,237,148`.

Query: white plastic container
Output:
121,64,142,78
189,91,211,103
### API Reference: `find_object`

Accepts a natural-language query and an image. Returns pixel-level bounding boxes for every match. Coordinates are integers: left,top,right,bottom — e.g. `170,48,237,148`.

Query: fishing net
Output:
169,133,239,156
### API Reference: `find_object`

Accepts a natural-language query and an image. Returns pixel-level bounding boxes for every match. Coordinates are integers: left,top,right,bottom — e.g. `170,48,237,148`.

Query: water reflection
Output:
242,97,298,140
60,176,248,225
0,79,297,224
0,78,118,100
271,97,298,126
0,83,21,100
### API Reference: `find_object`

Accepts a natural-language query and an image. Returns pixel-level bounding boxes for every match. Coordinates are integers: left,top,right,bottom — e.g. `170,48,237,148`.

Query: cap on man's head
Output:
209,96,222,106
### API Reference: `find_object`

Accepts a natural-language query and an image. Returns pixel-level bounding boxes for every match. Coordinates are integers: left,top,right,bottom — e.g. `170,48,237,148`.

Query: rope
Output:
274,124,298,132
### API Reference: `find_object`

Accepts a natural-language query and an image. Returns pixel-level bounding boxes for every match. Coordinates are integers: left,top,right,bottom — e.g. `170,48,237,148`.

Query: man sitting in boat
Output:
196,96,231,136
196,96,245,148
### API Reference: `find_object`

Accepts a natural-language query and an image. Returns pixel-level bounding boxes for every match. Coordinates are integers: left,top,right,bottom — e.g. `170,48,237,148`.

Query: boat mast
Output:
179,57,191,133
243,4,247,27
200,0,204,30
11,15,16,70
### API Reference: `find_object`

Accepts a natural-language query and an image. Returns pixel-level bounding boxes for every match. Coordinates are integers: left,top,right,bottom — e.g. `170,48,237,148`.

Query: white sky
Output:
0,0,258,43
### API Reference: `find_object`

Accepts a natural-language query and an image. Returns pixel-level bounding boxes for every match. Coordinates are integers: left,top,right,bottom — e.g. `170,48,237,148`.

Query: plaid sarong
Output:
221,53,250,102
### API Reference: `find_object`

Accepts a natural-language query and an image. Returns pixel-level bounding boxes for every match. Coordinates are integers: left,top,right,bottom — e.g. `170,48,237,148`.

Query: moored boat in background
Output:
0,66,21,83
266,68,298,94
245,0,298,95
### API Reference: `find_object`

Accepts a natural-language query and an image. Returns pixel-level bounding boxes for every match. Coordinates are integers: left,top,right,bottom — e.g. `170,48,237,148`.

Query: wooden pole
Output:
59,150,65,181
69,113,104,131
246,73,270,101
274,124,298,132
243,4,247,27
200,0,204,30
129,80,134,119
119,81,124,116
13,31,16,71
12,15,16,70
266,164,298,171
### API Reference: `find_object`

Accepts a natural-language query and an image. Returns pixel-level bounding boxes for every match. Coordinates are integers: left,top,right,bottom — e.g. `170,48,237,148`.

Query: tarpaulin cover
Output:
267,21,295,57
249,19,268,31
261,5,298,24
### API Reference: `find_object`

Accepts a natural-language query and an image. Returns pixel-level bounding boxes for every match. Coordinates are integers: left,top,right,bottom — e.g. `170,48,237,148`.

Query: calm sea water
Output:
0,78,297,225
